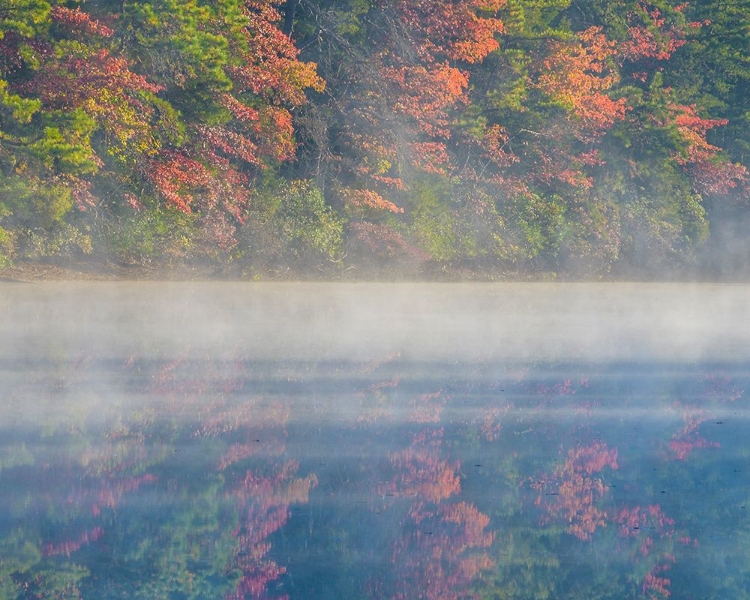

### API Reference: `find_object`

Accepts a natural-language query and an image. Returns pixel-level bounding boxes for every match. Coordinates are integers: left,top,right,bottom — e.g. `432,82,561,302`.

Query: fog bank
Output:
1,282,748,363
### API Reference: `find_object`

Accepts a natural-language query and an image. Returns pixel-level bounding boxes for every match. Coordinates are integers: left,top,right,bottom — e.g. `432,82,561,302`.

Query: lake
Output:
1,283,750,598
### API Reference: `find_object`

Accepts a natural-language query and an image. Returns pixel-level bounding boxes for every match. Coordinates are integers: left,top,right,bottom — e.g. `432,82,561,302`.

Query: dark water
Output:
2,283,750,599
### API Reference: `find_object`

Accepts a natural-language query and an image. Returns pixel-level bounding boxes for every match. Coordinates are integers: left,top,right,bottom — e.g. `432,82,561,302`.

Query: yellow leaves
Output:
287,60,326,95
83,90,160,160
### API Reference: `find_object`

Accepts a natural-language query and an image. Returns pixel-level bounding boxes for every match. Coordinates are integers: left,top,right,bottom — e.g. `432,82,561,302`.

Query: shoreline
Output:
2,259,749,283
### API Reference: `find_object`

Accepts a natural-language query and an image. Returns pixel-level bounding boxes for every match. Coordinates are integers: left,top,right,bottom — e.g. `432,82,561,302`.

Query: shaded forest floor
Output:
0,257,554,282
3,257,747,283
0,259,260,282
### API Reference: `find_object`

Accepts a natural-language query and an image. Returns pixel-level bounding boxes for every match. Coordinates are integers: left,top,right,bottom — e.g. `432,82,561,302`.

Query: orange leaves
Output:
255,106,296,162
341,188,404,214
199,126,260,166
228,0,324,106
392,500,494,600
620,2,688,62
408,391,446,423
667,404,721,460
408,141,452,175
332,0,505,191
615,503,677,597
621,23,684,62
615,505,675,539
642,563,672,599
537,27,628,138
383,62,469,138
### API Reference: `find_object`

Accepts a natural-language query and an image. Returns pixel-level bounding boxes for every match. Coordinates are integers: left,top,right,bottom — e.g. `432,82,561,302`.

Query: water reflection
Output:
1,284,750,598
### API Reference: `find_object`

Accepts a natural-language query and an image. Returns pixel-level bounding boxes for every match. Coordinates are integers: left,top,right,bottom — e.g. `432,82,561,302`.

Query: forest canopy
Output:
0,0,747,278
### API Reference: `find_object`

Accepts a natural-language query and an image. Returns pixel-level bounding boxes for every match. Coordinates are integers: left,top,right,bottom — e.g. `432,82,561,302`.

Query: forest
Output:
0,0,747,278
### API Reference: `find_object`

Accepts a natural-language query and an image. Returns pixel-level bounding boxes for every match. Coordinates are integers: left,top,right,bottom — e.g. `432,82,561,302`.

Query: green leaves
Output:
0,0,51,38
28,110,98,174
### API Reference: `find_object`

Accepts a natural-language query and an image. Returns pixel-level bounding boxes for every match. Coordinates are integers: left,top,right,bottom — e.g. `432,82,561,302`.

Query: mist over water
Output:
2,282,750,599
3,282,750,362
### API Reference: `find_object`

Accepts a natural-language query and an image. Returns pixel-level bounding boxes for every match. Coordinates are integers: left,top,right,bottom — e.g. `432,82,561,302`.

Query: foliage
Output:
0,0,747,276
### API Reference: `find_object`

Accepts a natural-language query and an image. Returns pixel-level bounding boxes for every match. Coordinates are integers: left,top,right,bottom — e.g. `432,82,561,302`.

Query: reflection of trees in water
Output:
665,371,742,462
533,441,619,541
1,355,317,599
229,462,317,600
480,365,748,600
379,422,494,599
2,358,749,598
381,429,461,504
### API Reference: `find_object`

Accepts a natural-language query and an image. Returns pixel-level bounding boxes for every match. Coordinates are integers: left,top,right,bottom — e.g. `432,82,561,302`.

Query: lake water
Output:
1,283,750,599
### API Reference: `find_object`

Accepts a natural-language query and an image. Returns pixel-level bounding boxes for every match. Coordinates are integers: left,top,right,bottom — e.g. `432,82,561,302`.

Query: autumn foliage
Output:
0,0,747,274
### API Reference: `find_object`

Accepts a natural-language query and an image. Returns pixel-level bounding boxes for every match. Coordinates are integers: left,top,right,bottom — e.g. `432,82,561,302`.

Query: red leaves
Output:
392,501,494,600
408,391,446,423
219,391,316,600
642,563,672,598
147,151,210,213
668,103,748,195
199,126,261,166
615,503,677,599
26,49,163,111
480,124,518,169
349,222,430,261
50,7,114,38
332,0,506,195
384,419,494,600
667,406,720,460
229,461,317,600
394,0,505,64
18,44,164,164
220,93,260,123
615,505,675,540
146,146,253,250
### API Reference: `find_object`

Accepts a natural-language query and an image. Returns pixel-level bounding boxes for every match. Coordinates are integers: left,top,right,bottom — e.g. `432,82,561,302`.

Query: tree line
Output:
0,0,747,277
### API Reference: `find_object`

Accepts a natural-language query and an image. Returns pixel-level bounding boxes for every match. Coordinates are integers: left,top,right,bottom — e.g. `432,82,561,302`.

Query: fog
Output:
2,282,749,363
